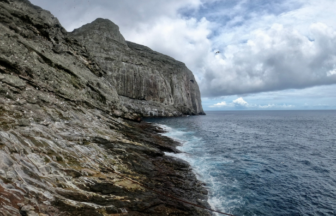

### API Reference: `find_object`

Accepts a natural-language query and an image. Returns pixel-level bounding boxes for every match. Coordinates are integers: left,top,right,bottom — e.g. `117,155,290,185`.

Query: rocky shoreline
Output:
0,0,211,215
0,96,212,215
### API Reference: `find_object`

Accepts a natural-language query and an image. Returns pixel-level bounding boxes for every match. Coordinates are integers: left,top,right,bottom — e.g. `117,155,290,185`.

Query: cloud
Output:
210,97,250,108
207,95,303,110
259,104,275,109
201,22,336,97
282,104,294,108
205,83,336,110
327,68,336,77
233,97,248,107
258,104,294,109
196,0,336,97
210,101,227,107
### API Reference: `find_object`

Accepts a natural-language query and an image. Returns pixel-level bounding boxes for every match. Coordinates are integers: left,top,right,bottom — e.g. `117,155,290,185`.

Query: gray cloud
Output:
201,23,336,97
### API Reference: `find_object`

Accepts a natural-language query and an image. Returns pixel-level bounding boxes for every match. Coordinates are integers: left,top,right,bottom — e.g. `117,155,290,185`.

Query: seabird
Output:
215,51,220,54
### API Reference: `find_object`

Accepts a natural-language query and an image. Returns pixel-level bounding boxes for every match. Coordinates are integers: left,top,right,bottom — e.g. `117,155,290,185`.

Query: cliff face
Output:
0,0,137,118
70,18,205,117
0,0,211,216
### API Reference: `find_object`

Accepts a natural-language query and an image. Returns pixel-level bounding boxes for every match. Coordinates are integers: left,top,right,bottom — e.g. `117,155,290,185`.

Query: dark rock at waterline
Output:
0,0,210,215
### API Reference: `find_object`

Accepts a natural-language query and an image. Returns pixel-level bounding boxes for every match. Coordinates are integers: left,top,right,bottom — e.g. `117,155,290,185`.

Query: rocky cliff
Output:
70,18,205,117
0,0,211,215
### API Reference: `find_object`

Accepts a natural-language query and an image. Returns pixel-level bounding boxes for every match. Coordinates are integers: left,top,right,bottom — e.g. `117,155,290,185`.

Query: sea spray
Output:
154,123,240,215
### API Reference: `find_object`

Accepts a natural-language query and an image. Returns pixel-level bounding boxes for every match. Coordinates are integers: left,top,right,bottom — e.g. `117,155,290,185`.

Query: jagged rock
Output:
20,205,39,216
70,18,205,117
0,0,211,215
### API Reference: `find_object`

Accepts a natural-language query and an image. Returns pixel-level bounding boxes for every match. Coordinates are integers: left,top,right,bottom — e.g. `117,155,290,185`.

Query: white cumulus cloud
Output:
233,97,248,107
210,101,227,107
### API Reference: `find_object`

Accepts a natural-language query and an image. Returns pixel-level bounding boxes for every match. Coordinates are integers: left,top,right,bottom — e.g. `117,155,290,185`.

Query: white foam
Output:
157,123,239,215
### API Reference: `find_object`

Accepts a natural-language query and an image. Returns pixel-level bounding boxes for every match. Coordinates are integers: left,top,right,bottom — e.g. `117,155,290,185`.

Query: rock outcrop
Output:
70,18,205,117
0,0,210,215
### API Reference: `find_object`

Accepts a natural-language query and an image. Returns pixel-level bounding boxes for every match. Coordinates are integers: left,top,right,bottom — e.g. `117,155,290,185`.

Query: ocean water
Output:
146,111,336,216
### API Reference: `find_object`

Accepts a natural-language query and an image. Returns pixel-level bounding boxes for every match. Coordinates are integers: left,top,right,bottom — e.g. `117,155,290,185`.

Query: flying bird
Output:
215,51,220,54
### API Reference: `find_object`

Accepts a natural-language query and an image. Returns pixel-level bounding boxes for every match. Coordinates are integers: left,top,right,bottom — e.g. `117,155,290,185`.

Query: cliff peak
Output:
71,17,127,46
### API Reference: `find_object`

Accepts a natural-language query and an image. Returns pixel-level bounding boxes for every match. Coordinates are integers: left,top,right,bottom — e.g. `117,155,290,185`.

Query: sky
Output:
30,0,336,110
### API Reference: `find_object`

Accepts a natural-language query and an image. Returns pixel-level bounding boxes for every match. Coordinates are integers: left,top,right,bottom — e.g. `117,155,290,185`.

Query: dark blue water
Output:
146,111,336,216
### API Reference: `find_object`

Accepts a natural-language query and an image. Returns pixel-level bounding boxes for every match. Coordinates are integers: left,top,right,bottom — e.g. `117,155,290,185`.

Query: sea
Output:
146,111,336,216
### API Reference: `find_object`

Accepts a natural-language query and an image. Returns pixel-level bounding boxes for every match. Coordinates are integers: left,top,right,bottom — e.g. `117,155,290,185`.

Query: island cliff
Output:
70,18,205,117
0,0,210,215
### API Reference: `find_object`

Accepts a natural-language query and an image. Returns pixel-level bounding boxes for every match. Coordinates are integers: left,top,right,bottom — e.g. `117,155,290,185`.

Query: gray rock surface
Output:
70,18,205,117
0,0,211,216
